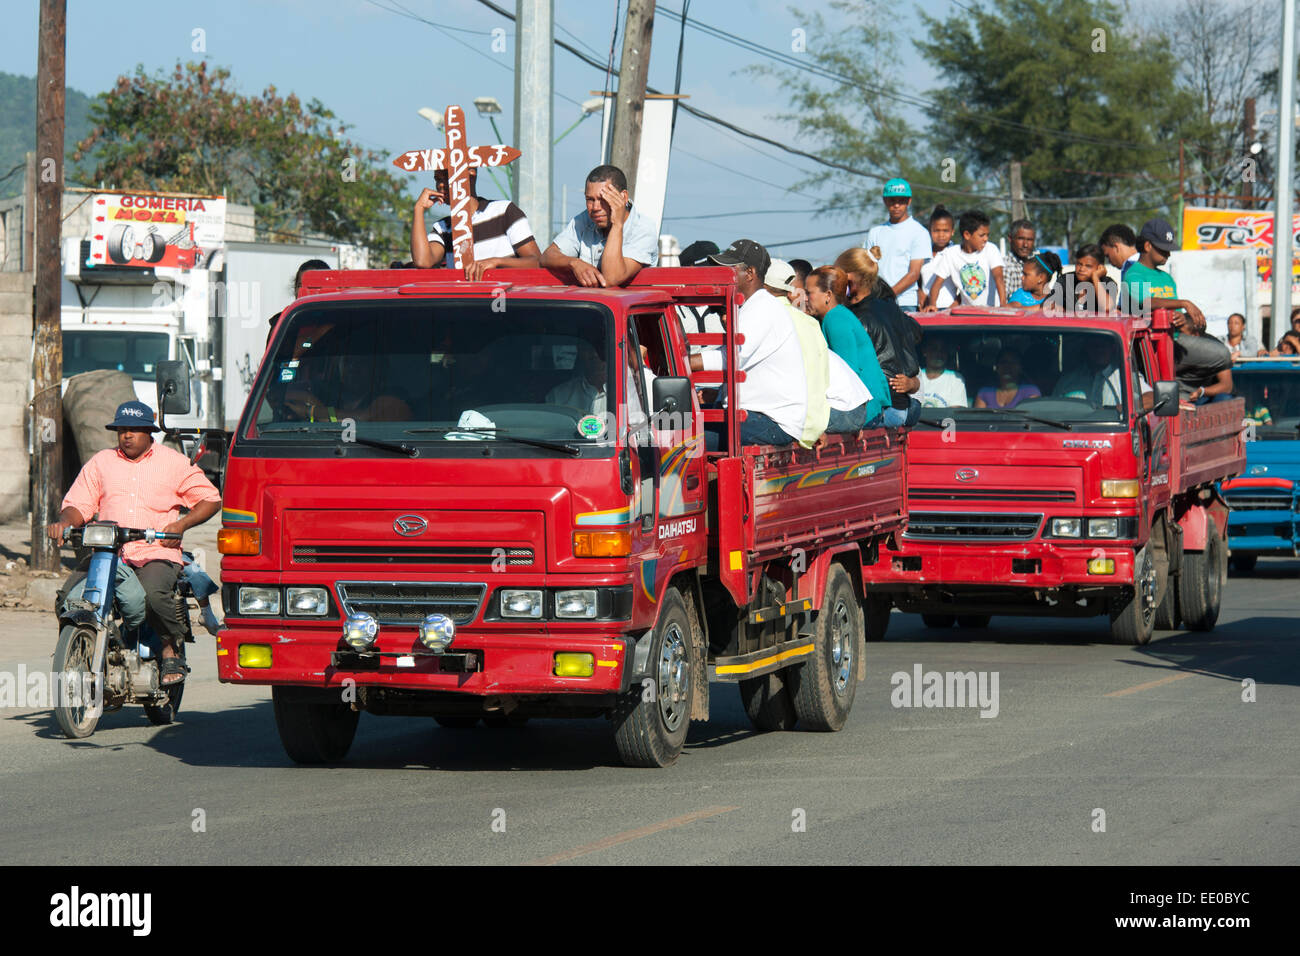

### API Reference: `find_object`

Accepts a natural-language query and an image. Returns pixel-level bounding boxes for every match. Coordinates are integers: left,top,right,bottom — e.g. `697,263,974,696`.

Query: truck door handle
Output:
685,473,700,491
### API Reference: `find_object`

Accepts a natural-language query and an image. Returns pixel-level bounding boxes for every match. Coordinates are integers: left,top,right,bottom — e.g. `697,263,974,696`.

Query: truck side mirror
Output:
652,376,694,419
1152,380,1179,417
156,360,192,419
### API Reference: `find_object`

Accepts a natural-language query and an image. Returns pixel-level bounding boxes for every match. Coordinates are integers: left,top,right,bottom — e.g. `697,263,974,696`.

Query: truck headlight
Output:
1050,518,1082,537
500,589,544,618
1088,518,1119,538
238,586,281,615
285,587,329,616
554,589,598,619
342,612,378,652
418,613,456,653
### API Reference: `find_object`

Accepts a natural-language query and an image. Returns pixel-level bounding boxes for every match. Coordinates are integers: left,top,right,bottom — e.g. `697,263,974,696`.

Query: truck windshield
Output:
242,299,619,454
914,326,1130,426
62,330,170,382
1237,368,1300,439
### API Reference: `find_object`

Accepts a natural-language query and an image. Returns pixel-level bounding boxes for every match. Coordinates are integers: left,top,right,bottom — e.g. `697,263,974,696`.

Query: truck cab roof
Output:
911,306,1170,335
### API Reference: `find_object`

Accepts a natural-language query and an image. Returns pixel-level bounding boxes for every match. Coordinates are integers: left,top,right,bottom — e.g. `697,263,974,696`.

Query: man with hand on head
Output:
542,164,659,287
410,167,541,281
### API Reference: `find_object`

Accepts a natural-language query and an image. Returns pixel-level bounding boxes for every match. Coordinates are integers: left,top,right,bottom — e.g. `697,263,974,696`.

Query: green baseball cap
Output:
882,178,912,198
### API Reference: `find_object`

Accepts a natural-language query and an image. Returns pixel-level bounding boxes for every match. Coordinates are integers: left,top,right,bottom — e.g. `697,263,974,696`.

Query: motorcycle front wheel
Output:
53,624,103,739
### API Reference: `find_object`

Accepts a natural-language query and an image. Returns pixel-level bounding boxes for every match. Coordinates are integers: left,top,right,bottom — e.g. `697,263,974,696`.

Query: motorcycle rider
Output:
47,401,221,686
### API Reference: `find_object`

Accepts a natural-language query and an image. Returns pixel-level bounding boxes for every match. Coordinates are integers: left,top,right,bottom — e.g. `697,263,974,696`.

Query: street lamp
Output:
555,97,606,145
416,106,444,131
473,97,513,196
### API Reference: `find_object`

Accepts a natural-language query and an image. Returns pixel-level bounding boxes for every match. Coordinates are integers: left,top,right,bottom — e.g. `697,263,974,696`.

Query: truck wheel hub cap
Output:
830,600,853,696
657,623,689,732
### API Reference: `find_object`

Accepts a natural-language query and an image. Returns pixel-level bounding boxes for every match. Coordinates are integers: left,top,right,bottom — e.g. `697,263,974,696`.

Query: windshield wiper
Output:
405,425,581,457
961,407,1074,430
258,424,419,457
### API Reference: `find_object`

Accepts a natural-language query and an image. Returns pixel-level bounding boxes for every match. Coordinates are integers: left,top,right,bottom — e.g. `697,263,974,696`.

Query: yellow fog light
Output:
554,652,595,677
1088,558,1116,575
238,644,273,668
1100,479,1140,498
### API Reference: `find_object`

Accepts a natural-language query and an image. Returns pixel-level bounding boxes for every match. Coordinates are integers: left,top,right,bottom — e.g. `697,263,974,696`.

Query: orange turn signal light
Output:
218,528,261,555
572,530,632,557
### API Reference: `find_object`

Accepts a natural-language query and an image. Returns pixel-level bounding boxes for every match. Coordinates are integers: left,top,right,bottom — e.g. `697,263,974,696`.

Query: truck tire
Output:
1180,531,1226,632
612,587,697,767
956,615,991,628
739,668,799,731
789,564,860,731
272,686,359,764
108,224,134,264
1154,576,1180,631
1108,547,1156,645
921,613,956,629
1230,554,1257,574
863,594,891,641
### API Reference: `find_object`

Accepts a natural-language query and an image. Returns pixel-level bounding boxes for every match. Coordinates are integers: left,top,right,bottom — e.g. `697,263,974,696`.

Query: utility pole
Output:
32,0,66,573
1271,0,1296,344
1243,96,1257,204
610,0,655,197
1009,161,1026,223
514,0,553,248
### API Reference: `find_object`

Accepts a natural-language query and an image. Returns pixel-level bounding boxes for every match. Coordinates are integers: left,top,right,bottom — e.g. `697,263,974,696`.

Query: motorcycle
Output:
52,523,195,739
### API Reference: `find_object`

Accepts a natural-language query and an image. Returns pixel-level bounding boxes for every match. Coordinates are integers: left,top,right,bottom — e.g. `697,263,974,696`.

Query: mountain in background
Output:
0,71,94,200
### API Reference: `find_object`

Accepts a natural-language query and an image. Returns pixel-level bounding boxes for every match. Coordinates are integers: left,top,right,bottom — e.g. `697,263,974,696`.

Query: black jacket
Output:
846,295,922,408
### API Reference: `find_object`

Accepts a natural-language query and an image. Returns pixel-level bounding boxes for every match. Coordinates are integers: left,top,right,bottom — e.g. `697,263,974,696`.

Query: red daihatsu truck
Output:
204,267,906,767
863,306,1243,645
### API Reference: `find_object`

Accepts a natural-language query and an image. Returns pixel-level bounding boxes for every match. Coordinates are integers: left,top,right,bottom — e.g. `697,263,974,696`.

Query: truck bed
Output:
1174,397,1246,492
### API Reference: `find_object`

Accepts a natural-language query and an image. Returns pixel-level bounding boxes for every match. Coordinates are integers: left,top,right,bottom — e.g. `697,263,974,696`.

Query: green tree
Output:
745,0,918,218
73,61,409,262
915,0,1207,247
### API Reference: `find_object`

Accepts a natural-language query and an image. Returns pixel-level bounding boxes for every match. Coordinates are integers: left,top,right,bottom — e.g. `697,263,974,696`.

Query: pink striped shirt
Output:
62,443,221,566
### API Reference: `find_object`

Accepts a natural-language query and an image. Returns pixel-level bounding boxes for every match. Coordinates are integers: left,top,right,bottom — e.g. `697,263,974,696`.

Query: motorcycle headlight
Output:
238,586,281,615
285,587,329,616
82,524,117,548
554,589,598,619
500,589,544,618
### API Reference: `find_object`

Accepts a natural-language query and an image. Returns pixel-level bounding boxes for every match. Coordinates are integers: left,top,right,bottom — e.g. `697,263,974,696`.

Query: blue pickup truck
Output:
1221,357,1300,571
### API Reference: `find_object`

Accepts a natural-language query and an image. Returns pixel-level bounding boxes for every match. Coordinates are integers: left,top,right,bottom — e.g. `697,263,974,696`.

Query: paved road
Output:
2,555,1296,865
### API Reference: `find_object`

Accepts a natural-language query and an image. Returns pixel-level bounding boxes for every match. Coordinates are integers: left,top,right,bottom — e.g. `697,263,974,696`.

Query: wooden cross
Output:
393,104,521,270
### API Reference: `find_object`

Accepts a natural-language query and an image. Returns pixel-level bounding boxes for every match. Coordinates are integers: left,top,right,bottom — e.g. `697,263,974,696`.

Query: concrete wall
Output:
0,271,32,521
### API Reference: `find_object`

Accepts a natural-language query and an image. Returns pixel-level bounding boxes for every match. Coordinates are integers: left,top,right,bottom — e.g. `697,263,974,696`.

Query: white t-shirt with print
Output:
917,368,968,407
929,244,1006,306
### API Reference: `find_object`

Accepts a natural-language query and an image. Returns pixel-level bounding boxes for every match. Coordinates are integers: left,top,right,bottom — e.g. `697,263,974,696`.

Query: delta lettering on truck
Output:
863,306,1244,646
215,266,907,767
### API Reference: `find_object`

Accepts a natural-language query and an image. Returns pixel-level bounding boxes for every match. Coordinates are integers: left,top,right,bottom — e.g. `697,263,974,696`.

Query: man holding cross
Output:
542,165,659,287
410,167,541,279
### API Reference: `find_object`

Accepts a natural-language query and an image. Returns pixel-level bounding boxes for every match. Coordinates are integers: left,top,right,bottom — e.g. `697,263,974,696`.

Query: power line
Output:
467,0,1176,207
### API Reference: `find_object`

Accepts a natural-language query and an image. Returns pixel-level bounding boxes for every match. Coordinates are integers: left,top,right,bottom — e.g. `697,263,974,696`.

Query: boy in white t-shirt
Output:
921,210,1006,309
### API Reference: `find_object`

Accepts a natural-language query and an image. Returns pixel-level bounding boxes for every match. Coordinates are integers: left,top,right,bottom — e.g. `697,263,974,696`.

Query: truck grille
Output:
336,582,487,625
1224,491,1294,511
294,545,533,566
909,487,1075,503
904,512,1043,540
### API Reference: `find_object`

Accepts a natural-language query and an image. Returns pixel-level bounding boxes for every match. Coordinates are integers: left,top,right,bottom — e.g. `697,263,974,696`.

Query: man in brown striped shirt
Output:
410,168,541,280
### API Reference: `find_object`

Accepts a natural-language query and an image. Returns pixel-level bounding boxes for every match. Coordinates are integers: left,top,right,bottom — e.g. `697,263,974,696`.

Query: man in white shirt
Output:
864,178,932,309
689,239,807,449
542,164,659,287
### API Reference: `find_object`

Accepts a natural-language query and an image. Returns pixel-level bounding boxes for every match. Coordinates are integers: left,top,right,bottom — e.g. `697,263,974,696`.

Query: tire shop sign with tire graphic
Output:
89,192,227,271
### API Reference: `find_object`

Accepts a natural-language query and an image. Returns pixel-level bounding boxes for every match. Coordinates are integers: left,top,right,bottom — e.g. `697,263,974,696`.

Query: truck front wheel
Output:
1180,531,1226,631
1109,548,1156,645
612,587,697,768
272,686,359,764
789,564,861,731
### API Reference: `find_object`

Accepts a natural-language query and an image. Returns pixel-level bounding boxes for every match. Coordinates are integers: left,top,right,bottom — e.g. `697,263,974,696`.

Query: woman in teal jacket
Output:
806,265,888,425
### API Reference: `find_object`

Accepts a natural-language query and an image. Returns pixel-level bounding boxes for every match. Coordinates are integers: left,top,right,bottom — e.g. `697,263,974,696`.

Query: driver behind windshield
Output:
975,349,1040,409
1054,339,1123,407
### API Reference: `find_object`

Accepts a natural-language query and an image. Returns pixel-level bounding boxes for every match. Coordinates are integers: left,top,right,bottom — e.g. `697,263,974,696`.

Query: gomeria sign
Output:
1181,205,1300,291
88,191,227,271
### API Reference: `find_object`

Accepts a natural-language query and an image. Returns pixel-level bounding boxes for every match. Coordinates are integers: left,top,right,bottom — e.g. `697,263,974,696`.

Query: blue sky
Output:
4,0,960,264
